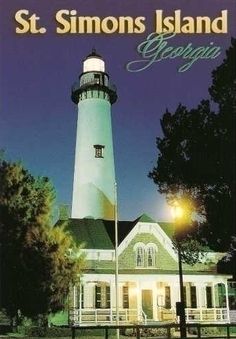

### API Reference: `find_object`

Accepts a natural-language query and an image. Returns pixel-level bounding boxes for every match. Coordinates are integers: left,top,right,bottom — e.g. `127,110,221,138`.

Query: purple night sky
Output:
1,0,236,221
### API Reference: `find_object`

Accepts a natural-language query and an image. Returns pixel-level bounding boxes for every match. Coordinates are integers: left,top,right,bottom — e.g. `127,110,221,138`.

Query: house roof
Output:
62,214,166,249
66,218,114,249
158,222,175,239
55,214,176,249
83,268,220,275
134,213,156,224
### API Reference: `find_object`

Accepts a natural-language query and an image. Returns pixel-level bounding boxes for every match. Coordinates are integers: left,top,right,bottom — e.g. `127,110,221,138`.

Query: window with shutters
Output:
190,286,197,308
165,286,171,309
80,285,84,309
206,286,213,308
105,285,110,308
95,284,110,309
95,285,102,308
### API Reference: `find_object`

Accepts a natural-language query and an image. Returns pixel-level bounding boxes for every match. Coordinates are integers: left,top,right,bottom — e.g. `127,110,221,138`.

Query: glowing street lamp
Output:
171,202,187,339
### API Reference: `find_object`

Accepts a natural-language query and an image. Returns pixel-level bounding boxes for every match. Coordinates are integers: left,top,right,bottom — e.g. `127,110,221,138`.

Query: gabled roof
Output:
134,213,156,224
60,214,176,250
56,214,175,250
66,214,164,249
158,222,175,239
66,218,114,249
105,220,135,246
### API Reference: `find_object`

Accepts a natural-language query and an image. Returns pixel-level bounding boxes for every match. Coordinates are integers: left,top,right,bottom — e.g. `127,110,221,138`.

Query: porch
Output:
68,276,234,325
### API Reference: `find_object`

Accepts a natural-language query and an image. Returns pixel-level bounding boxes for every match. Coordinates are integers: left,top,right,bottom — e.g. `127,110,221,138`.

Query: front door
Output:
142,289,153,319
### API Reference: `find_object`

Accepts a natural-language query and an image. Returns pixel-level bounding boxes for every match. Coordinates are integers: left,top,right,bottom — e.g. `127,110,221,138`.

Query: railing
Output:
158,307,176,321
140,309,147,324
69,308,141,325
186,308,229,322
72,81,116,93
70,307,229,325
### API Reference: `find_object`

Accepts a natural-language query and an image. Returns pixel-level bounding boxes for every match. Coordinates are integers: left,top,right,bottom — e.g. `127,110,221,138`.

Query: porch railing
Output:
186,308,229,322
70,307,229,325
69,308,145,325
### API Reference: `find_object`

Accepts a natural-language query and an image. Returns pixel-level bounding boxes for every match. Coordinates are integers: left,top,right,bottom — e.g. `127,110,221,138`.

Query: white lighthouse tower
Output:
71,50,117,220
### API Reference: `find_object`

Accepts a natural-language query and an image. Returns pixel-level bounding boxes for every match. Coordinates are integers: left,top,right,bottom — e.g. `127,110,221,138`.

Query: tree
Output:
149,39,236,253
0,157,84,321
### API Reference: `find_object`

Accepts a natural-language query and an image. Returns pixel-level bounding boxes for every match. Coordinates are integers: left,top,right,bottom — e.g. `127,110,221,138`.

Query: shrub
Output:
25,326,46,337
124,327,174,337
200,326,226,336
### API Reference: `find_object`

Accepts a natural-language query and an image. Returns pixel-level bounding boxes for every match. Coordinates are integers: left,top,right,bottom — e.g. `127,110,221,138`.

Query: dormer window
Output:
134,242,157,268
136,246,144,267
147,246,155,267
147,243,157,267
94,145,104,158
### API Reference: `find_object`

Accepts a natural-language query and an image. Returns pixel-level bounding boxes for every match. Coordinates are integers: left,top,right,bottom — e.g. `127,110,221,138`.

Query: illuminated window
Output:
165,286,171,309
94,144,104,158
95,284,110,309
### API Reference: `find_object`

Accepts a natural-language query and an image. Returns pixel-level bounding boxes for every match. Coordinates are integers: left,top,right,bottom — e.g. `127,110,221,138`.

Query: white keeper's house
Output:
53,50,236,326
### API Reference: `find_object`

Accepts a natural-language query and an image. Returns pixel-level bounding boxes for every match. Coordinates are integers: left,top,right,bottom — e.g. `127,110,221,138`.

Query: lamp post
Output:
176,242,187,339
172,203,187,339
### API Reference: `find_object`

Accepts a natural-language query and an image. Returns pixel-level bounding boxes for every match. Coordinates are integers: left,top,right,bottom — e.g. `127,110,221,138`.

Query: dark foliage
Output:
149,39,236,254
0,158,84,320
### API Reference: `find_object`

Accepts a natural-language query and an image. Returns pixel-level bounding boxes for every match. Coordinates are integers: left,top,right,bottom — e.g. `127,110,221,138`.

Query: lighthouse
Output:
71,50,117,220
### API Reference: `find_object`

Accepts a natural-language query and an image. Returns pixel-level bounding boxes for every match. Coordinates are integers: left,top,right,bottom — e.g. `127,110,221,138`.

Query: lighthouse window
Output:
94,145,104,158
94,74,100,84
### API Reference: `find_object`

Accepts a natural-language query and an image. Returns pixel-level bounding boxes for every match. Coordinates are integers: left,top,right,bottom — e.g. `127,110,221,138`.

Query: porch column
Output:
196,283,205,321
225,282,230,321
72,285,78,324
170,282,176,309
79,282,82,323
73,285,77,308
110,279,113,322
172,282,180,305
137,281,141,320
212,284,216,308
212,283,217,321
85,282,95,308
153,282,158,321
186,282,191,308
